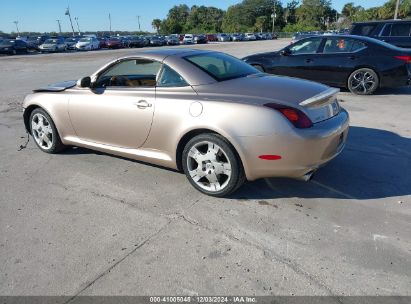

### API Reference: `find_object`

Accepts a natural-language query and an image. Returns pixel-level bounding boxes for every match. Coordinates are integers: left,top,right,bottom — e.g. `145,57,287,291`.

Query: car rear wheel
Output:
348,68,379,95
30,108,66,154
182,133,245,197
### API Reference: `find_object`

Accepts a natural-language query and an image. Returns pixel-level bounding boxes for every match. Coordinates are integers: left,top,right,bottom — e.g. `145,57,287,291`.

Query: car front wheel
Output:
348,68,379,95
30,108,66,154
182,133,245,197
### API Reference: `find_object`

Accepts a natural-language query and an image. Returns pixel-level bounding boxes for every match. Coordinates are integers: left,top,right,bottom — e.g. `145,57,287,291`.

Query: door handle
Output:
305,58,313,63
135,100,152,109
348,55,356,60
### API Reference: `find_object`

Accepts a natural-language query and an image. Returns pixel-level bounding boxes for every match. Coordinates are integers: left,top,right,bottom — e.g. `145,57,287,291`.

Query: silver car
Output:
39,38,67,52
22,49,349,197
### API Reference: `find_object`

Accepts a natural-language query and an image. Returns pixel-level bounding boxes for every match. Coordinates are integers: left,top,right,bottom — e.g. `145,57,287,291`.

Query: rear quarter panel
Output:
143,86,289,174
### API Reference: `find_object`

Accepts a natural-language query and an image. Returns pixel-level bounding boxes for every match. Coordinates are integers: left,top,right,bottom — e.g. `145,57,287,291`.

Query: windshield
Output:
184,52,259,82
65,38,77,42
44,39,57,44
79,38,91,42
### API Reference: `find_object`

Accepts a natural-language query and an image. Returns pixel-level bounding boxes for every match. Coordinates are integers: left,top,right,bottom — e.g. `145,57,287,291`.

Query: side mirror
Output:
280,49,291,56
77,76,91,88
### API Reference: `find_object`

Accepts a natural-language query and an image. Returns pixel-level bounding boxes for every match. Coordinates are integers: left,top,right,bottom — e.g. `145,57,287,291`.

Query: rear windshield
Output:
184,52,258,81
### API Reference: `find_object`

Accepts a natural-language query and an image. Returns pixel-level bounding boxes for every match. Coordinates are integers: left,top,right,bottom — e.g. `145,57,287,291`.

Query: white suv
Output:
183,34,194,44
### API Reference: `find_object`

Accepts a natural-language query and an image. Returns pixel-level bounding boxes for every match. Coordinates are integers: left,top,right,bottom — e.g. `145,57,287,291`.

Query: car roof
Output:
352,19,411,24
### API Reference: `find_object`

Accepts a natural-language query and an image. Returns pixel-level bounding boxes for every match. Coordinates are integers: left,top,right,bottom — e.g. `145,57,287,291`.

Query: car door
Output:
305,37,368,86
268,37,323,79
68,58,161,148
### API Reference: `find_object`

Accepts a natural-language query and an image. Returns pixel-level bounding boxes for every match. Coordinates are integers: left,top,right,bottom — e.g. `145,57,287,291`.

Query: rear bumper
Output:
380,65,411,88
236,109,350,181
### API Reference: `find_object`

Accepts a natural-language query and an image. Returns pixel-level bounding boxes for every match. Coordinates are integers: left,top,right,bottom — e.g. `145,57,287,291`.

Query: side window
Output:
323,38,366,53
350,40,366,52
157,65,188,87
97,59,161,88
381,24,392,36
289,38,322,55
390,23,411,37
351,24,376,36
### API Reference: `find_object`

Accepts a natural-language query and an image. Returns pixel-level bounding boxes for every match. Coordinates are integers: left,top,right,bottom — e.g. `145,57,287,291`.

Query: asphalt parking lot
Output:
0,39,410,297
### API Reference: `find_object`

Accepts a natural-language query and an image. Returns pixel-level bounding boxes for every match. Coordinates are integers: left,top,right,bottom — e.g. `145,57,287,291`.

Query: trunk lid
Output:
194,74,341,123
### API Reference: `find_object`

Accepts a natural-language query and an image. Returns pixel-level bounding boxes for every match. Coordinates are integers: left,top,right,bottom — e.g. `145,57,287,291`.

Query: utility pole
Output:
74,17,81,35
137,15,141,32
109,13,112,35
394,0,400,19
56,19,62,33
65,7,75,37
13,20,20,36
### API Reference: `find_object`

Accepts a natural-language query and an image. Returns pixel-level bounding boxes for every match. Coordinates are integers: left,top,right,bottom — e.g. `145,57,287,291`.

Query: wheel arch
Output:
250,63,266,72
23,104,63,138
23,104,42,133
175,128,247,177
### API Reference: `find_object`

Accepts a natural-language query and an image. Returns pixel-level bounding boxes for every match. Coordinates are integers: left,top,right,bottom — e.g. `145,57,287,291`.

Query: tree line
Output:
152,0,411,34
2,0,410,37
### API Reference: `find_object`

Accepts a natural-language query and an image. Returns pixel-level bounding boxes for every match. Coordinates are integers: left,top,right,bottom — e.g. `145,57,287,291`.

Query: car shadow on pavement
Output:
59,126,410,201
233,126,411,200
375,86,411,95
339,86,411,95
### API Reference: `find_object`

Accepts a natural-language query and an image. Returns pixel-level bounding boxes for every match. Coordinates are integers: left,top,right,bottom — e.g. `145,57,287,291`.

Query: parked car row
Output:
0,31,283,56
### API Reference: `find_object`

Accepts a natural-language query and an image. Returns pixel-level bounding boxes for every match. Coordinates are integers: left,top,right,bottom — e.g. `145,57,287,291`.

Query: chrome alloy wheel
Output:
350,70,377,94
186,141,232,192
31,113,53,150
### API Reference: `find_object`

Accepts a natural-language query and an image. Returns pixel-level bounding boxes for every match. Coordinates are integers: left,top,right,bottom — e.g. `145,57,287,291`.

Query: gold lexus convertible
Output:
23,49,349,196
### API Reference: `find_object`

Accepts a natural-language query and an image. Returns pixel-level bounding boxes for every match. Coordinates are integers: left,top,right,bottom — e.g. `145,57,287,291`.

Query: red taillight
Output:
264,103,313,128
259,155,282,160
394,55,411,63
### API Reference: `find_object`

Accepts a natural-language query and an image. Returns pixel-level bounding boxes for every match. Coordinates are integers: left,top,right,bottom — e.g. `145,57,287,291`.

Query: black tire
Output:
29,108,66,154
252,64,265,72
347,68,379,95
182,133,245,197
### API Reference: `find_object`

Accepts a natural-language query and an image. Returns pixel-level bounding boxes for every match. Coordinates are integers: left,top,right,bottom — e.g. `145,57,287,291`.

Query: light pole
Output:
394,0,400,19
271,1,276,34
109,13,112,35
74,17,81,35
56,19,62,33
271,13,276,34
137,15,141,32
13,21,20,36
65,7,75,37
